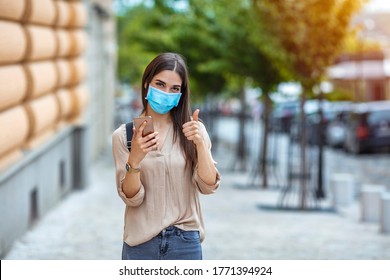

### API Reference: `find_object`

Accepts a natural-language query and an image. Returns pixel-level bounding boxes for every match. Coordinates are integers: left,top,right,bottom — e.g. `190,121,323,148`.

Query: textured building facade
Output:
0,0,115,257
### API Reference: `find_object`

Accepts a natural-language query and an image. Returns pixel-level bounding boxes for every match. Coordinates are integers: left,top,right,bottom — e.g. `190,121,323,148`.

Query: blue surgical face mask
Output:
145,85,182,114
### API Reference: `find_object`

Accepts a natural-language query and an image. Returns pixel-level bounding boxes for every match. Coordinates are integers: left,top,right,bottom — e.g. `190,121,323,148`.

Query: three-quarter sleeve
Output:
193,165,221,194
111,124,145,207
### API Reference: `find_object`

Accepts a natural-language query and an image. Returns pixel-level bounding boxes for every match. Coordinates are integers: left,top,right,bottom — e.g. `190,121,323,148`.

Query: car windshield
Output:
367,110,390,125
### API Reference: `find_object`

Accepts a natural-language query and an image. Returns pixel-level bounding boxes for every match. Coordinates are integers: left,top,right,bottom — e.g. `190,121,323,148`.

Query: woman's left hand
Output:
182,109,204,146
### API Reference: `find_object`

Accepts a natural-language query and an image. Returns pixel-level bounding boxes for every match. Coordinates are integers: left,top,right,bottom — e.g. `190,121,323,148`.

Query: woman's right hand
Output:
128,121,159,167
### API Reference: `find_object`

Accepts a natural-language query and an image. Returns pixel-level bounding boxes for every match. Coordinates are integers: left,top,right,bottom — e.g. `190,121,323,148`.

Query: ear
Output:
144,83,147,89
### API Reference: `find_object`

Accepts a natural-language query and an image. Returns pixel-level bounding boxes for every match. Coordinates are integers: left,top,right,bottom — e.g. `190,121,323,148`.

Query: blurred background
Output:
1,0,390,259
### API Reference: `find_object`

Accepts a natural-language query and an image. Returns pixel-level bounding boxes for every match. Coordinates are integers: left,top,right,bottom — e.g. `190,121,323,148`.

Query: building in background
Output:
328,11,390,102
0,0,115,257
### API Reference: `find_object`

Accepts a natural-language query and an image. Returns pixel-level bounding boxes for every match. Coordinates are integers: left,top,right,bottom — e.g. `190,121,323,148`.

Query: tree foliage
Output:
116,0,288,101
117,0,369,98
116,3,177,85
252,0,367,208
253,0,368,86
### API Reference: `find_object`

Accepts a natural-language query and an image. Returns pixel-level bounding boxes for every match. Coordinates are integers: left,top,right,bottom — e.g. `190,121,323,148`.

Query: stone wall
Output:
0,0,99,257
0,0,89,170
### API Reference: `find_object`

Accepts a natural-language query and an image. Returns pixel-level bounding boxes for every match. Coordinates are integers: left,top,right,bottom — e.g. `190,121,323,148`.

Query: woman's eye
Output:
155,82,164,87
172,87,180,92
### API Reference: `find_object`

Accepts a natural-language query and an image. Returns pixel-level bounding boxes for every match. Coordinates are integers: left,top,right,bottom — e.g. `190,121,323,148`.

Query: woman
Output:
112,52,221,260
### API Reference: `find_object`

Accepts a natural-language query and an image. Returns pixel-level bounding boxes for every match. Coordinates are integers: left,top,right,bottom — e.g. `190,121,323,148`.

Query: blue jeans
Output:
122,226,202,260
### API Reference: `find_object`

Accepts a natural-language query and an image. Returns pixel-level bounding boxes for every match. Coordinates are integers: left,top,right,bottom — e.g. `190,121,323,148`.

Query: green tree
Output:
180,0,288,178
117,2,178,85
253,0,367,209
116,0,291,184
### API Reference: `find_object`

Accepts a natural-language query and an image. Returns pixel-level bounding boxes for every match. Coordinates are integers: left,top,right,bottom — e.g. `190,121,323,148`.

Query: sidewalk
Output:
4,142,390,260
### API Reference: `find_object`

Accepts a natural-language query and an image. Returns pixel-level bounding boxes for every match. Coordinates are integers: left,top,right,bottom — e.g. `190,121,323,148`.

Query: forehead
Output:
152,70,182,85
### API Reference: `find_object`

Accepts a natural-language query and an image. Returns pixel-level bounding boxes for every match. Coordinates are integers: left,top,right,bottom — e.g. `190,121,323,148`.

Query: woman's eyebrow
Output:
155,79,181,88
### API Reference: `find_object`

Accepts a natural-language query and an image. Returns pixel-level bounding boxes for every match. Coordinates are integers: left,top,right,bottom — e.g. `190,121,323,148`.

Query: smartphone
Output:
133,116,154,137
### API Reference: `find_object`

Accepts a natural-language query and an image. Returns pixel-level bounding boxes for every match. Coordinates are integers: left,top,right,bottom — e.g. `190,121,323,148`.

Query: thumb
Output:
192,109,200,122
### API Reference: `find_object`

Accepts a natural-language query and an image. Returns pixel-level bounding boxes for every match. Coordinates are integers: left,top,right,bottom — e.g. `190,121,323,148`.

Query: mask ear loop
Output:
144,83,152,101
144,84,151,116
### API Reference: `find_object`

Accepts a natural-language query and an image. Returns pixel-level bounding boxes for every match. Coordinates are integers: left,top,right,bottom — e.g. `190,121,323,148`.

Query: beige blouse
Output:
112,122,220,246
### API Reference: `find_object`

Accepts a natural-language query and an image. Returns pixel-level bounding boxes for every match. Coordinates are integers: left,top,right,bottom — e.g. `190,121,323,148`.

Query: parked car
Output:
344,101,390,154
289,99,335,145
270,101,299,133
325,102,353,148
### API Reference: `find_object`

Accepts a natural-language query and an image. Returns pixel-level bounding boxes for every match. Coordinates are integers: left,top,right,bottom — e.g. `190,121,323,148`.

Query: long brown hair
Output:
141,53,196,172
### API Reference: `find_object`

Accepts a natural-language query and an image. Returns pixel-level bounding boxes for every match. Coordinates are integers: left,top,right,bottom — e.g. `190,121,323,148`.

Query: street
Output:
214,116,390,195
4,116,390,260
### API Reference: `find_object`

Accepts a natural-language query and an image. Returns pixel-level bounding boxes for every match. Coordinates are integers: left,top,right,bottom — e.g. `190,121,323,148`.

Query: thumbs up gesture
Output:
182,109,203,146
192,109,199,122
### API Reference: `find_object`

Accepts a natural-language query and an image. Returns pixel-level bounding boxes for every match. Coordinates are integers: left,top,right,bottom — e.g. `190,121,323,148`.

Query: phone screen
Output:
133,116,154,137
